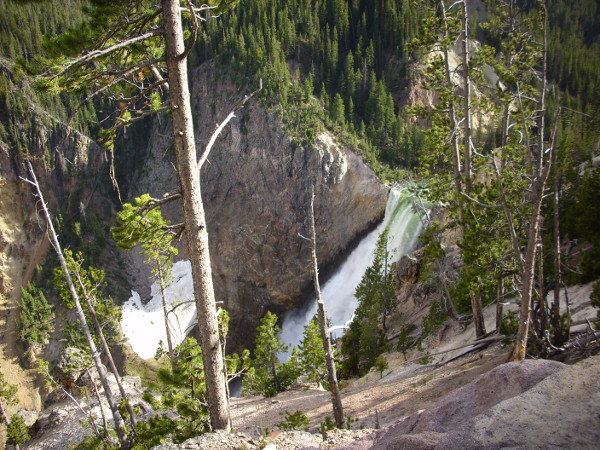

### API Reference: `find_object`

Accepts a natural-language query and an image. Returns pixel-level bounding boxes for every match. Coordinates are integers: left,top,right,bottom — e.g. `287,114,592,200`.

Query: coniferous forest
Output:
0,0,599,448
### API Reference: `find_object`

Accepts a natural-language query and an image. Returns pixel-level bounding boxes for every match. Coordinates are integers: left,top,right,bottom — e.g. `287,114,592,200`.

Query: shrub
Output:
277,410,309,431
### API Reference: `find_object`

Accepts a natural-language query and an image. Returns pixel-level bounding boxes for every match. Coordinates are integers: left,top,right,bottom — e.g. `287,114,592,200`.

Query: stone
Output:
129,62,388,350
340,356,600,449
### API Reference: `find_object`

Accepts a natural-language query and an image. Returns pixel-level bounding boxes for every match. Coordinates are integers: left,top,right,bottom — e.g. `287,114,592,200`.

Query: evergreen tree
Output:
341,228,394,375
297,316,327,385
112,193,180,357
244,311,300,397
18,282,53,347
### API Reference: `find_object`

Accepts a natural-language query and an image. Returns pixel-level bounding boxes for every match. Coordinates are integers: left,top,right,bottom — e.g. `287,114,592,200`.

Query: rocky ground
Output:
12,282,600,449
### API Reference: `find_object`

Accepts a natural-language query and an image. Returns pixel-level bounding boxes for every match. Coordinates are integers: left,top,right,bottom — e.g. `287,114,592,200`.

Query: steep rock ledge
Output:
129,63,388,350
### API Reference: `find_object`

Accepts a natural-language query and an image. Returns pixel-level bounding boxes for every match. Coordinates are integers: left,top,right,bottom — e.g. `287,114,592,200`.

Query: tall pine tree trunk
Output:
309,188,345,429
160,0,230,431
461,0,472,194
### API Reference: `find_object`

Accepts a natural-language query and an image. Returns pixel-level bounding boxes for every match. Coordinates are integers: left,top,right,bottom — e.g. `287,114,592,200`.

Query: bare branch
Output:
460,192,502,208
198,79,262,168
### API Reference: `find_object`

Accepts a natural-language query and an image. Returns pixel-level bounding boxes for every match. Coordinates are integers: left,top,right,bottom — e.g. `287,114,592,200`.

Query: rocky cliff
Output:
0,107,109,418
128,63,389,350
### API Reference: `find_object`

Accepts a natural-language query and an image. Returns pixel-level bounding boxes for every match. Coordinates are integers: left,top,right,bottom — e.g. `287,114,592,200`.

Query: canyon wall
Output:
129,63,388,349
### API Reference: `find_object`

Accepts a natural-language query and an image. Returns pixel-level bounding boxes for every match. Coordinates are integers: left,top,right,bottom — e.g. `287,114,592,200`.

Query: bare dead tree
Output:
308,186,345,429
22,162,129,447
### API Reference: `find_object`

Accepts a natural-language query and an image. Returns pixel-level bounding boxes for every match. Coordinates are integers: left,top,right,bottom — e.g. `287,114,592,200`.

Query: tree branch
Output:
53,30,164,78
198,79,262,168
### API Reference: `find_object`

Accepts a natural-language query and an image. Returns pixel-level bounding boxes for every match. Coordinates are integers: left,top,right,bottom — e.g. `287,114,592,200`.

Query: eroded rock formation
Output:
129,63,388,349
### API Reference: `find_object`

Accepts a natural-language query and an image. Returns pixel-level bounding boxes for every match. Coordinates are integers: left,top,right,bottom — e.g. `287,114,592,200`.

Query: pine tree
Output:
17,282,53,347
298,316,327,385
244,311,299,397
341,228,394,375
112,193,180,357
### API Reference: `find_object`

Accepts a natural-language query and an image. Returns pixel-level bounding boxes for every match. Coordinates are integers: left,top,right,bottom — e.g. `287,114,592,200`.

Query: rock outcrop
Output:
342,356,600,449
130,63,388,349
0,111,108,415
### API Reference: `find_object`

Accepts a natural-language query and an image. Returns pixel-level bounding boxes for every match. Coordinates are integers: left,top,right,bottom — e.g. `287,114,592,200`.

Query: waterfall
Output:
121,260,197,359
121,187,425,361
280,186,425,352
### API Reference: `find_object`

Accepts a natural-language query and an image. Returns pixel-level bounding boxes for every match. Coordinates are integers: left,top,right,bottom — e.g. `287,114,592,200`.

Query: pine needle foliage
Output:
18,282,53,347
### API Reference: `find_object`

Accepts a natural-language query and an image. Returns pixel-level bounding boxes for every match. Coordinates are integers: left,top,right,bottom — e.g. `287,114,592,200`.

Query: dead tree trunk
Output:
24,163,129,448
157,264,174,358
496,277,505,331
551,137,565,346
73,272,137,432
461,0,473,194
472,294,486,338
309,187,345,429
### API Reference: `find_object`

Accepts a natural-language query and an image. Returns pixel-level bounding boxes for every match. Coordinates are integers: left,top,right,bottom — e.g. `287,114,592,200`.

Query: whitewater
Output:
121,186,425,359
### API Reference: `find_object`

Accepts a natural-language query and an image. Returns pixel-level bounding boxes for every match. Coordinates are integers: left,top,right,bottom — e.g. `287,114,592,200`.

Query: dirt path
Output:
230,282,597,439
230,345,510,437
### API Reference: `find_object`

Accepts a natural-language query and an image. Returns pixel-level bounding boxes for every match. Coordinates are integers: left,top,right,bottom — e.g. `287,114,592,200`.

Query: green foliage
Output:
194,0,425,173
499,310,519,343
319,416,336,434
396,325,415,359
0,370,17,409
374,354,389,379
562,168,600,282
421,301,446,339
6,414,30,446
52,250,122,351
244,312,300,397
18,282,53,347
341,228,395,376
113,193,178,295
135,337,210,446
417,348,433,365
276,410,309,431
297,316,327,385
136,320,250,446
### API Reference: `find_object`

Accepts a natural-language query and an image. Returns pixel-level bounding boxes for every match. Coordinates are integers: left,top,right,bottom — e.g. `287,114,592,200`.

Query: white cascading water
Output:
121,260,197,359
280,185,425,353
121,186,424,360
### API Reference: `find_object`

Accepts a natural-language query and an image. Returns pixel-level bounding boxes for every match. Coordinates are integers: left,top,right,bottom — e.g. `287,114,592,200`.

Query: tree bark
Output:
73,272,137,431
471,294,486,338
551,135,565,346
26,163,129,447
440,0,465,225
461,0,472,194
160,0,230,431
309,187,345,429
496,277,504,331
